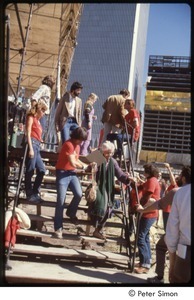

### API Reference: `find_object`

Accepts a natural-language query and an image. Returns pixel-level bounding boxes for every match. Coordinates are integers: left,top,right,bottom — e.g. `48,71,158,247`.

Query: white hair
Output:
101,141,115,153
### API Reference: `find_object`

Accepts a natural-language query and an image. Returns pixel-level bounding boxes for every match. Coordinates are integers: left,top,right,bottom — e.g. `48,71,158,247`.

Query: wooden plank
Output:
16,230,126,246
41,188,57,193
12,244,106,259
80,235,127,245
27,214,125,229
16,229,81,241
45,165,55,171
41,174,92,183
17,228,52,238
16,198,89,212
5,260,150,284
17,198,58,208
42,176,56,183
12,244,129,261
17,198,123,215
28,214,53,221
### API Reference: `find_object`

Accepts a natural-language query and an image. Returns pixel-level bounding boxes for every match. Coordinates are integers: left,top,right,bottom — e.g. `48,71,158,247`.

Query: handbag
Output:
85,164,97,203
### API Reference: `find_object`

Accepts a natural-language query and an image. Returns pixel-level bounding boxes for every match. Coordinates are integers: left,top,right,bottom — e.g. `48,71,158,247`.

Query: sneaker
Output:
147,276,164,284
93,229,106,240
27,194,44,203
52,229,63,239
134,262,141,268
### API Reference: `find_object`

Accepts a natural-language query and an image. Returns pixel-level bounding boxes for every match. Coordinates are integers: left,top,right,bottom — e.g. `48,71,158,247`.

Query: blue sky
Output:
143,3,191,81
140,3,191,109
147,3,191,56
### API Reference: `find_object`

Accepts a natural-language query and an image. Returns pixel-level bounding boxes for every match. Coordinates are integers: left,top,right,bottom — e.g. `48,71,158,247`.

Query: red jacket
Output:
5,216,20,248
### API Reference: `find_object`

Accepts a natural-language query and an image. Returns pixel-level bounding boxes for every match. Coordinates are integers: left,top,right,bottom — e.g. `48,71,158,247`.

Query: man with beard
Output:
55,82,83,146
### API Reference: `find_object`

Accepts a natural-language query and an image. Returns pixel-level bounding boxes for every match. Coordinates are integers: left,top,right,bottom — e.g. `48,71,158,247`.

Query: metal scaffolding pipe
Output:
15,4,34,102
5,14,10,193
9,82,17,99
14,3,25,48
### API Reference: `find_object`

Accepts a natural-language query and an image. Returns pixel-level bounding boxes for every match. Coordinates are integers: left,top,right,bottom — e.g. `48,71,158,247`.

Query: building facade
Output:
140,55,191,166
67,3,150,147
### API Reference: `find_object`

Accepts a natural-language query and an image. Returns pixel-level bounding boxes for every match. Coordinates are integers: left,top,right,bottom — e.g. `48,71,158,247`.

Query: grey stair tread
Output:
27,214,125,228
17,228,53,238
80,235,127,245
16,197,124,214
17,198,89,211
5,260,149,284
40,188,57,193
17,229,126,245
12,244,129,261
41,173,92,182
17,228,81,240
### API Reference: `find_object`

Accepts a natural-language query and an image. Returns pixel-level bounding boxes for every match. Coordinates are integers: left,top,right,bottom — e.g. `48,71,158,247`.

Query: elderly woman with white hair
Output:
88,141,131,239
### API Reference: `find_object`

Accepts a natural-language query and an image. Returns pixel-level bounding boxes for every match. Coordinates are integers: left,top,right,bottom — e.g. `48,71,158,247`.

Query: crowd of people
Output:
17,76,190,284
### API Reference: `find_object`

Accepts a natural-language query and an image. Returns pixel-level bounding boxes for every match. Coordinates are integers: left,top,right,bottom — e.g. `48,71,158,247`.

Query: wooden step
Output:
17,198,89,211
16,228,81,241
15,197,124,215
16,229,127,246
17,228,53,238
17,230,129,253
5,260,151,284
41,188,57,193
12,243,129,262
45,165,55,171
80,235,127,245
27,214,125,229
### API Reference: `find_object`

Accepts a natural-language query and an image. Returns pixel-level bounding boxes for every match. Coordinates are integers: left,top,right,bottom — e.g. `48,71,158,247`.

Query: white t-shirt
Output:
69,95,76,117
165,184,191,253
31,84,51,114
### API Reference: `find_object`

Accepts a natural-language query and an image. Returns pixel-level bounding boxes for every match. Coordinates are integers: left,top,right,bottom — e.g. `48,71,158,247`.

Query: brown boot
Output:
134,266,149,274
93,229,106,240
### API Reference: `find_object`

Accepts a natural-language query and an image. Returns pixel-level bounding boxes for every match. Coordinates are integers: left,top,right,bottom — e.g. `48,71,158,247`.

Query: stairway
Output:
5,147,137,284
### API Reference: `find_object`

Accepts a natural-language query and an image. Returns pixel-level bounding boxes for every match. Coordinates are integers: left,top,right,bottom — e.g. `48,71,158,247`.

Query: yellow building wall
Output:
139,150,167,163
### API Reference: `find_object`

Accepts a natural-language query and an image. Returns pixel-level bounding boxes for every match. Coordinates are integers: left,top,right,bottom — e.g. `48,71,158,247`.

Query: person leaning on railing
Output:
135,165,191,284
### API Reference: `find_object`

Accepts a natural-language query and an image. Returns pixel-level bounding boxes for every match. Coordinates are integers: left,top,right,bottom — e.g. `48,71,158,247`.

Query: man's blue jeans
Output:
61,117,78,144
39,114,48,139
25,138,45,197
54,170,82,231
137,216,157,268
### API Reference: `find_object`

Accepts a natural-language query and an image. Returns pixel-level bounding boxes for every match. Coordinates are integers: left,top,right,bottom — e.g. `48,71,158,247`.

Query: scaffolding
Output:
5,3,83,149
4,2,84,270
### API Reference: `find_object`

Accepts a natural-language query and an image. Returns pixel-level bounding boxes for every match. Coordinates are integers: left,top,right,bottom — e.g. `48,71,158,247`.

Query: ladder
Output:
106,119,141,272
